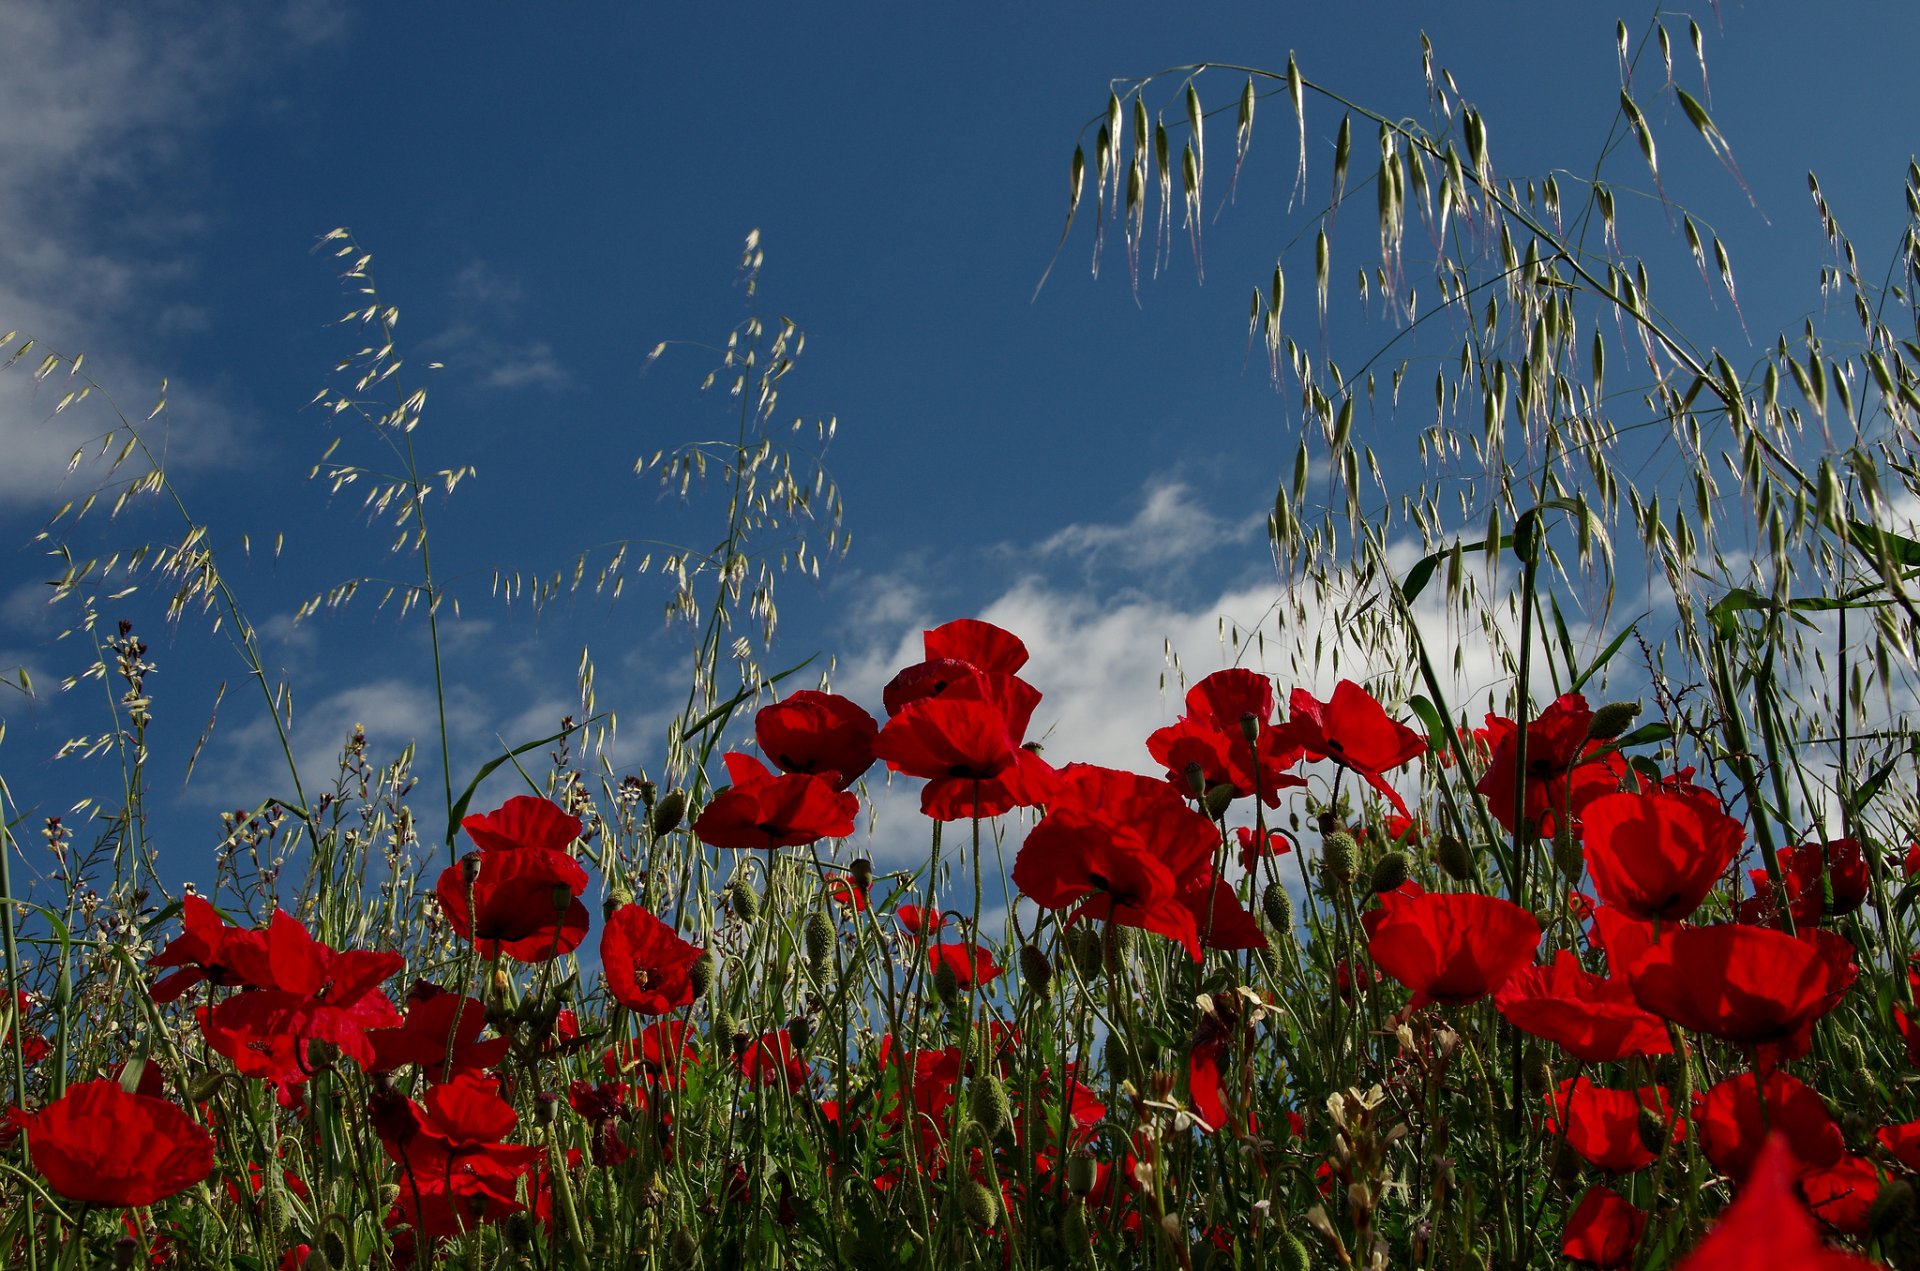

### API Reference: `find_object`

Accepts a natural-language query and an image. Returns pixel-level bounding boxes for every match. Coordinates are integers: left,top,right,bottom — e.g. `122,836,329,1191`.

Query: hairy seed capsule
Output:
932,957,962,1005
1370,851,1409,894
1066,1154,1099,1197
1262,882,1293,931
786,1015,813,1050
961,1179,1001,1229
649,790,687,836
804,910,834,970
603,879,635,918
1870,1177,1915,1235
1586,701,1642,741
970,1074,1013,1137
300,1248,335,1271
1434,833,1474,881
849,857,874,889
1636,1106,1670,1155
1018,943,1053,994
1553,826,1585,884
1321,832,1359,890
1274,1229,1311,1271
1065,926,1104,979
727,879,760,923
689,951,715,1000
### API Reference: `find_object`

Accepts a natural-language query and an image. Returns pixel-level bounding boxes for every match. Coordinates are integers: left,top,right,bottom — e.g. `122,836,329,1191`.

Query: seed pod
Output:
1434,833,1474,881
804,910,834,971
848,857,874,889
1870,1177,1915,1235
603,879,635,918
1066,1153,1099,1197
727,879,761,924
1065,926,1104,979
1183,761,1209,798
961,1179,1001,1229
1202,785,1236,819
1262,882,1293,931
1524,1056,1554,1095
1370,851,1409,894
1321,832,1359,891
970,1074,1013,1138
786,1015,813,1050
932,956,962,1004
650,790,688,836
1586,701,1642,741
1636,1106,1670,1155
1552,827,1585,884
689,951,715,1000
301,1248,336,1271
1274,1229,1311,1271
1018,943,1053,994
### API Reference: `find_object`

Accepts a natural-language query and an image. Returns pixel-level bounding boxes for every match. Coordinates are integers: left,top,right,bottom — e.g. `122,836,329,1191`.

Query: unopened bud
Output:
551,883,575,913
970,1074,1013,1138
301,1247,335,1271
689,951,715,1000
603,880,634,919
932,957,962,1005
1202,785,1236,818
786,1015,813,1050
1183,762,1208,798
1586,701,1642,741
1524,1057,1553,1095
1552,826,1585,884
669,1225,700,1267
1065,926,1104,979
803,910,834,971
1321,832,1359,891
113,1238,138,1270
1274,1229,1310,1271
848,857,874,889
1370,851,1409,894
1434,833,1474,882
1636,1106,1669,1156
1262,882,1293,931
961,1179,1001,1229
649,790,687,836
727,879,761,923
1018,943,1053,994
1870,1177,1915,1236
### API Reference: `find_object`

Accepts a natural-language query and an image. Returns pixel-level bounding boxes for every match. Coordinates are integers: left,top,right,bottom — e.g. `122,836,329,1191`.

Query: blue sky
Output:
2,2,1917,894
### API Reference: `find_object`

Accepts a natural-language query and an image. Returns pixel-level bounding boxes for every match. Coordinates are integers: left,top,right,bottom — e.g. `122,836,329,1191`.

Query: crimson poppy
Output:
435,846,592,962
1672,1136,1878,1270
755,690,879,790
149,893,278,1002
1580,788,1743,922
896,904,945,936
1,991,47,1066
1364,888,1541,1007
1880,1119,1920,1173
827,873,870,912
1544,1077,1675,1173
602,1020,698,1091
881,618,1031,716
601,904,705,1015
872,676,1055,820
1235,826,1294,874
737,1029,809,1091
1799,1155,1880,1236
1475,694,1628,838
367,985,510,1083
927,942,1002,990
1628,924,1854,1057
13,1080,214,1207
1561,1185,1647,1269
374,1074,542,1220
1275,681,1426,818
1693,1070,1844,1182
1745,838,1872,927
1145,669,1307,805
1494,949,1672,1063
691,752,860,849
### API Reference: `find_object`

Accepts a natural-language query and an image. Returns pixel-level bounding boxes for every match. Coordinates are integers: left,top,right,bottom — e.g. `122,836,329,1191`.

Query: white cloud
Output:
426,261,572,394
1034,479,1263,572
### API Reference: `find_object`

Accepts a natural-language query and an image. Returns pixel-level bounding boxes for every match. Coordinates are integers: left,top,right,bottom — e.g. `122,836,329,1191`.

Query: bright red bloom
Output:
374,1074,541,1221
1629,924,1854,1056
435,796,591,961
927,942,1002,990
1475,694,1628,839
149,894,277,1002
1580,788,1743,922
693,753,861,848
1364,888,1541,1008
1693,1071,1844,1183
1234,826,1294,874
602,1020,698,1091
12,1080,214,1207
1561,1185,1647,1268
1879,1119,1920,1172
872,675,1055,820
1275,680,1426,819
755,690,878,790
881,618,1030,716
1145,669,1306,806
896,904,945,936
737,1029,809,1092
1799,1155,1880,1236
1746,838,1872,927
1494,949,1672,1063
827,873,870,911
2,991,47,1066
1544,1077,1674,1173
368,985,509,1083
600,905,705,1015
1673,1136,1878,1270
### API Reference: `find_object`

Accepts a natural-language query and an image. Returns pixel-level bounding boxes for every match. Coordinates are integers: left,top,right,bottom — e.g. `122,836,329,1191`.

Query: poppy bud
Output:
1274,1230,1310,1271
302,1248,335,1271
1321,832,1359,891
650,790,687,836
490,965,512,1003
1524,1056,1553,1095
970,1074,1013,1137
803,910,834,971
1586,701,1642,741
787,1015,813,1050
1434,833,1474,881
459,852,483,885
727,879,761,923
1019,943,1053,994
1635,1106,1669,1156
1370,851,1409,894
1202,784,1236,818
713,1008,737,1045
1552,825,1585,884
669,1225,700,1267
1066,1153,1098,1196
932,956,962,1005
1239,711,1261,745
112,1238,138,1270
1183,762,1208,798
1870,1178,1915,1236
1065,927,1104,980
849,857,874,889
551,883,575,913
1262,883,1293,931
603,880,635,919
689,951,715,1000
306,1038,339,1071
961,1179,1000,1229
504,1213,537,1248
1549,1137,1583,1182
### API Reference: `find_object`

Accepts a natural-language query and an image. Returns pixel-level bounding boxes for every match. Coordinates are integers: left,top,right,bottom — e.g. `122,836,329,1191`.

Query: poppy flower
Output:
1672,1135,1878,1270
755,691,878,790
691,753,860,849
435,847,592,962
12,1080,214,1207
872,676,1055,820
737,1029,809,1091
896,904,945,936
927,942,1002,990
1364,889,1541,1008
1693,1070,1844,1182
1880,1119,1920,1173
1475,694,1628,838
1234,826,1294,874
1494,949,1672,1063
603,1020,698,1091
374,1074,542,1214
149,893,278,1002
1,991,47,1066
1628,924,1854,1057
461,795,581,855
1275,681,1426,819
1580,788,1743,922
1798,1155,1880,1235
827,874,870,911
1145,669,1307,805
1745,838,1872,927
1544,1077,1675,1173
881,618,1031,716
368,985,510,1083
1561,1186,1647,1268
600,905,705,1015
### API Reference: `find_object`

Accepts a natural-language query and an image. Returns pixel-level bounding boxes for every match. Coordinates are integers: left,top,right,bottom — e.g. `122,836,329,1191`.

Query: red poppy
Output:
1,991,47,1066
1576,896,1660,978
1693,1070,1844,1182
1234,826,1294,874
601,905,705,1015
927,942,1002,990
827,874,870,912
602,1020,698,1091
692,752,861,849
368,985,510,1083
12,1080,214,1207
1544,1077,1674,1173
737,1029,809,1091
1580,788,1743,922
149,893,277,1002
1879,1119,1920,1173
1275,681,1426,819
755,690,878,790
896,904,945,936
374,1074,542,1219
1364,888,1541,1008
436,847,591,962
1145,669,1307,805
881,618,1030,716
872,675,1055,820
1628,924,1854,1058
1797,1154,1879,1235
1745,838,1872,927
1494,949,1672,1063
1673,1135,1878,1270
1561,1185,1647,1269
1475,694,1628,839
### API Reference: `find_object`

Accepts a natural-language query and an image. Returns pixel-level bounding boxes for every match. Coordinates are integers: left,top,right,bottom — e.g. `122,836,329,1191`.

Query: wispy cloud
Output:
427,260,573,394
1034,479,1263,573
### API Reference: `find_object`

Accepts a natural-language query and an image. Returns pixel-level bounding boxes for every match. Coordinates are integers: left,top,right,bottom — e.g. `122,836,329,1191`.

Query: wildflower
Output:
1799,1155,1881,1235
1274,680,1426,819
1544,1077,1675,1173
1363,887,1541,1007
754,690,878,790
1580,788,1743,923
1494,949,1672,1063
927,942,1002,990
367,985,510,1083
871,674,1055,820
1475,694,1627,839
435,797,591,961
10,1080,214,1207
1234,825,1293,873
896,903,945,936
692,753,861,848
1561,1186,1647,1268
149,893,278,1002
1145,669,1306,805
1670,1135,1877,1269
737,1029,809,1092
880,617,1032,716
600,905,705,1015
1693,1071,1844,1183
1628,924,1855,1058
